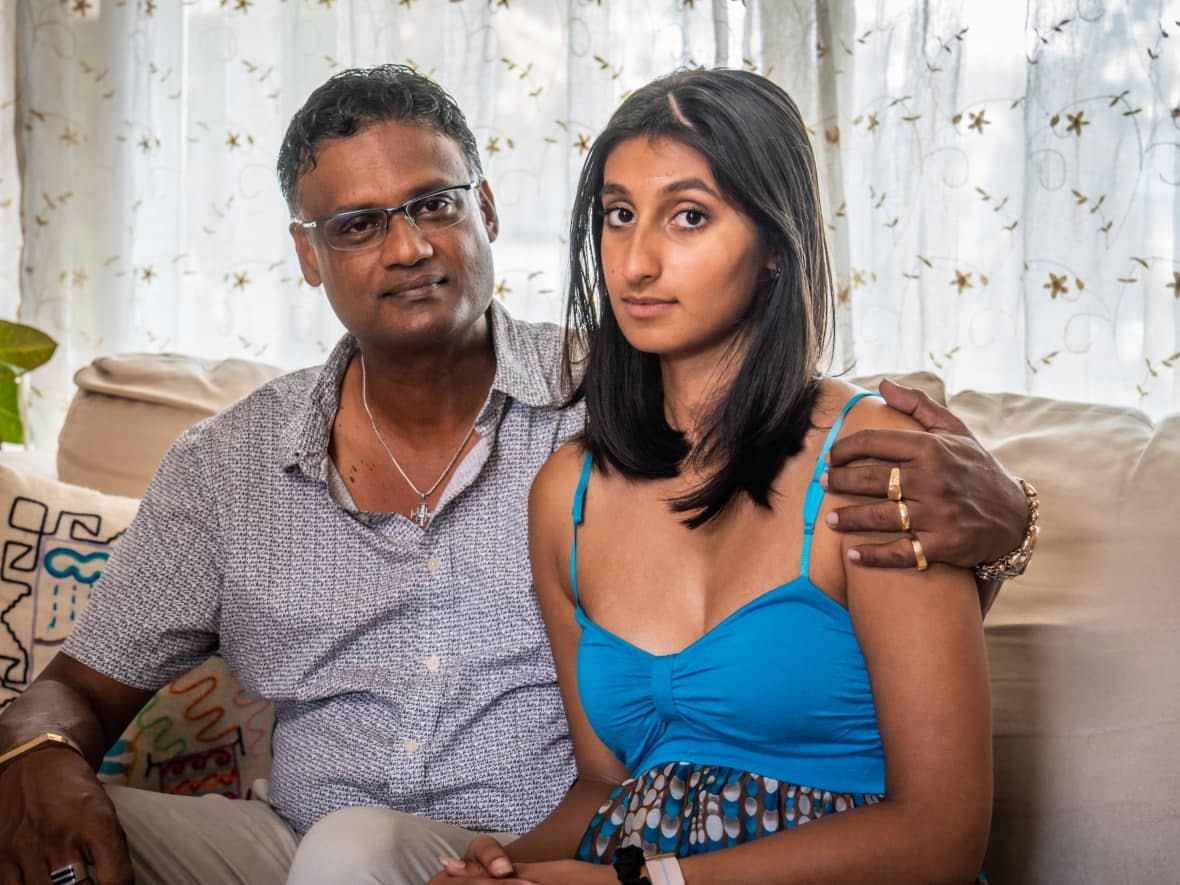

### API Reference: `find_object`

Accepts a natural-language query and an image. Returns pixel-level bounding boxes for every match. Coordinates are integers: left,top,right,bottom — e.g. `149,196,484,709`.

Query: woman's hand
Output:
426,858,614,885
431,834,517,880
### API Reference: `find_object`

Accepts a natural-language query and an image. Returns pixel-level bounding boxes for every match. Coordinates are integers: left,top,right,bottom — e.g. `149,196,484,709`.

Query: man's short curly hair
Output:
277,64,482,215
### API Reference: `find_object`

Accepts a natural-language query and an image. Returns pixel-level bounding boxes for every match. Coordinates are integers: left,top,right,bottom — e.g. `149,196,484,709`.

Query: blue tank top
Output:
570,391,885,795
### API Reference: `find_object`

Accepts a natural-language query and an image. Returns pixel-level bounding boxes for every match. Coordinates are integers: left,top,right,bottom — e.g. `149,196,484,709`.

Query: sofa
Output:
1,353,1177,884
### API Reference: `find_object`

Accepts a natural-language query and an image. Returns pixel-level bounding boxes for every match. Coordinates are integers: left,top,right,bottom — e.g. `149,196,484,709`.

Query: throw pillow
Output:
0,464,274,797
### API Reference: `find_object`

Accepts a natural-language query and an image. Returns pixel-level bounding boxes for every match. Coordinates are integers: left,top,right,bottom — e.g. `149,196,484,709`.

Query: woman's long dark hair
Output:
563,68,834,528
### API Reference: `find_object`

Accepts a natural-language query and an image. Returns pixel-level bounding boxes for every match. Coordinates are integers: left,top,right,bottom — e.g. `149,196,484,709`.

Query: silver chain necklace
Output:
359,352,481,529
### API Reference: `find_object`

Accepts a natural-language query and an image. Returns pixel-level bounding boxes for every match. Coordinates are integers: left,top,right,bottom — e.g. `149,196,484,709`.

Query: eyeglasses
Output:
295,181,479,251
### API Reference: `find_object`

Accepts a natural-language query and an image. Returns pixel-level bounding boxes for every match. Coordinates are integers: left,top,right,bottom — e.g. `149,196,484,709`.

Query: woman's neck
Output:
659,343,745,443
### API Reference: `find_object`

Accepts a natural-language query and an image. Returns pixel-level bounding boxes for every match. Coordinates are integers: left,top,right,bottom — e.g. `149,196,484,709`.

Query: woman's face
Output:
599,136,771,364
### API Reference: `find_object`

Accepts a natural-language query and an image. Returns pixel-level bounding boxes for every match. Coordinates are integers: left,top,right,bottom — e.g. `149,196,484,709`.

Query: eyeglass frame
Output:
292,179,481,251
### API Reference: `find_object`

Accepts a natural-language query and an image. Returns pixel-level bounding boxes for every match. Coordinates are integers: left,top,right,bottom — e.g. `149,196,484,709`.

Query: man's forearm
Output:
0,652,155,771
0,679,113,769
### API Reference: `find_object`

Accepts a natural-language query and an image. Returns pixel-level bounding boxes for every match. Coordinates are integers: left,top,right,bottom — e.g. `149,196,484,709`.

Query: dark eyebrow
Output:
599,177,721,200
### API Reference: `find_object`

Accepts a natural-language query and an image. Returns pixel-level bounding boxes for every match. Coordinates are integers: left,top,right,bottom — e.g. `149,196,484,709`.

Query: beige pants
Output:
287,806,515,885
107,782,508,885
106,782,296,885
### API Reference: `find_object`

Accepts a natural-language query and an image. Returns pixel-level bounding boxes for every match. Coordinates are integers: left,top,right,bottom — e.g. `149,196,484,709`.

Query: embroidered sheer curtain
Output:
2,0,1176,447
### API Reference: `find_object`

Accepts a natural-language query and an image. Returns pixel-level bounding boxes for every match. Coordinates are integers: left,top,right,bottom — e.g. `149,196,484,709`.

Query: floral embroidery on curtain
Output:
3,0,1177,447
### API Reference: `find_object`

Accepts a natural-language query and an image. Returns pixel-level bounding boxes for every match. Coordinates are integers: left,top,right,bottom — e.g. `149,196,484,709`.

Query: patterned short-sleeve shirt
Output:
64,302,584,835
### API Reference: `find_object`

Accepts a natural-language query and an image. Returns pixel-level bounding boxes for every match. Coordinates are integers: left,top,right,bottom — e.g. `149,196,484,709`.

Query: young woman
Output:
431,68,990,885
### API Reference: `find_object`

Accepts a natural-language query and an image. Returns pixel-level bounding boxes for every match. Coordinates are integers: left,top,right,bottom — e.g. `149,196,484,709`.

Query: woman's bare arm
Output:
670,399,993,884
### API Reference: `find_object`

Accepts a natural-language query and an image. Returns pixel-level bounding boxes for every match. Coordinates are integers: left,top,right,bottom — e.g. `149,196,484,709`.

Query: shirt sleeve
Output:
553,399,587,452
63,425,224,691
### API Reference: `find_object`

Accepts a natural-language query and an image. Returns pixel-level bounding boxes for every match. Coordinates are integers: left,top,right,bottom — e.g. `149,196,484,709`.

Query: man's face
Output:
289,118,498,353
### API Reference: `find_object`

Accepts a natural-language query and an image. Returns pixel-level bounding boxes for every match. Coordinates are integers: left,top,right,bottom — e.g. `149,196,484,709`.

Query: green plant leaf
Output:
0,320,57,374
0,367,23,444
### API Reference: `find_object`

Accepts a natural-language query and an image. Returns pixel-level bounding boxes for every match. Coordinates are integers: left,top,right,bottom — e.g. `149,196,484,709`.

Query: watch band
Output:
0,732,85,772
645,855,686,885
974,478,1040,581
613,845,652,885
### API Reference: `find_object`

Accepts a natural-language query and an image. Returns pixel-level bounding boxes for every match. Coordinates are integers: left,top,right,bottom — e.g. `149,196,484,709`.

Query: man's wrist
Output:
0,732,86,774
975,478,1039,581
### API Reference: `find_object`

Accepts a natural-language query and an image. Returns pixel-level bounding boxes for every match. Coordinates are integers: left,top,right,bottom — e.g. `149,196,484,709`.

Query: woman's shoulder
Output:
529,439,588,517
813,376,924,437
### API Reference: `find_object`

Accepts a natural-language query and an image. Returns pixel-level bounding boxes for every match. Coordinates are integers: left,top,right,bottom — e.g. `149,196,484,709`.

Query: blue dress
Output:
567,392,987,882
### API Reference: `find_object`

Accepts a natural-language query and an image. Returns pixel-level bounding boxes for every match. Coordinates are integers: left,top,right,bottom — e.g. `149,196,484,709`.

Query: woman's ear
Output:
759,255,782,285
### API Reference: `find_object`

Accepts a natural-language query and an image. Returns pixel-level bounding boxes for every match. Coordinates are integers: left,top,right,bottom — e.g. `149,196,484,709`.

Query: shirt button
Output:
426,557,442,573
425,655,441,672
403,738,421,754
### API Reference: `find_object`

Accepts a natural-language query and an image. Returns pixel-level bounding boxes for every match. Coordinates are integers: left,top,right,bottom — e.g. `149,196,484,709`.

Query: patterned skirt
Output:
574,760,987,883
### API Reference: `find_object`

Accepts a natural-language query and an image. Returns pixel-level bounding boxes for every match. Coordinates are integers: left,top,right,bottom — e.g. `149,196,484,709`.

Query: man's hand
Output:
0,656,150,885
824,378,1028,570
0,747,133,885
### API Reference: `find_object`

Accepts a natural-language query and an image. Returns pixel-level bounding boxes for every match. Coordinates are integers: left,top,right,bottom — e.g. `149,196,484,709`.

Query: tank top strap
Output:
800,390,881,578
569,450,594,607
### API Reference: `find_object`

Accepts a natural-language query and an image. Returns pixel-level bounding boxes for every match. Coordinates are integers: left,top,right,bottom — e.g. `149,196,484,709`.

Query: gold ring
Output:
897,500,910,532
887,466,902,502
911,537,928,571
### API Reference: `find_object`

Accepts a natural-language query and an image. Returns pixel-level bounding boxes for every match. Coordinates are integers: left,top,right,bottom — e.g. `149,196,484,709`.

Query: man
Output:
0,65,1035,885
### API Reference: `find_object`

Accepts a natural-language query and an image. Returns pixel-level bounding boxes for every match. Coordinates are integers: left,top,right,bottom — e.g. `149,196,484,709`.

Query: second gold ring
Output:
897,499,911,532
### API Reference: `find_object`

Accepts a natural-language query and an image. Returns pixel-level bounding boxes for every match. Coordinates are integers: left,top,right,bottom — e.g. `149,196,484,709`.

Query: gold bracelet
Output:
974,478,1040,582
0,732,86,772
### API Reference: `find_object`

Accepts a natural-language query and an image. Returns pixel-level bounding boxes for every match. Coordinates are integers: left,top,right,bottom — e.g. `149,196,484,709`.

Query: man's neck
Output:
352,316,497,439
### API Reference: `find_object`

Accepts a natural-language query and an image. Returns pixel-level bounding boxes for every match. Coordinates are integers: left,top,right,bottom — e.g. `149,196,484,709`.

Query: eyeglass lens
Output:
323,186,471,250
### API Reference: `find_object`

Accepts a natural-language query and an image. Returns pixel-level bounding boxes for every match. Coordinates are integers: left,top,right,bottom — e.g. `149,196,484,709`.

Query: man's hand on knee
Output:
0,750,133,885
824,378,1028,570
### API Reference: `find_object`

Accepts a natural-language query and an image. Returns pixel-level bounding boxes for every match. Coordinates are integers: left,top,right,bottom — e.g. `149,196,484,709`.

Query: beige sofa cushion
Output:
57,354,282,498
949,390,1180,884
0,464,274,797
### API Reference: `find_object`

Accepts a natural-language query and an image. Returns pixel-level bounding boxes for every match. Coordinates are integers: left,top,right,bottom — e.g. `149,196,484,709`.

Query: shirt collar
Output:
279,300,567,478
279,334,354,478
485,298,568,410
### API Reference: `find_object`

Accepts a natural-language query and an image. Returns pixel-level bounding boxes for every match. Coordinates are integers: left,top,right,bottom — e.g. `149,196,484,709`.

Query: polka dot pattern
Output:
575,760,988,882
576,761,881,860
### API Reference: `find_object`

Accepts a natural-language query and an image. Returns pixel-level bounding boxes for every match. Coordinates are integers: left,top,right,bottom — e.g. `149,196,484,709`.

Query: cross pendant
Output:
410,498,432,529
